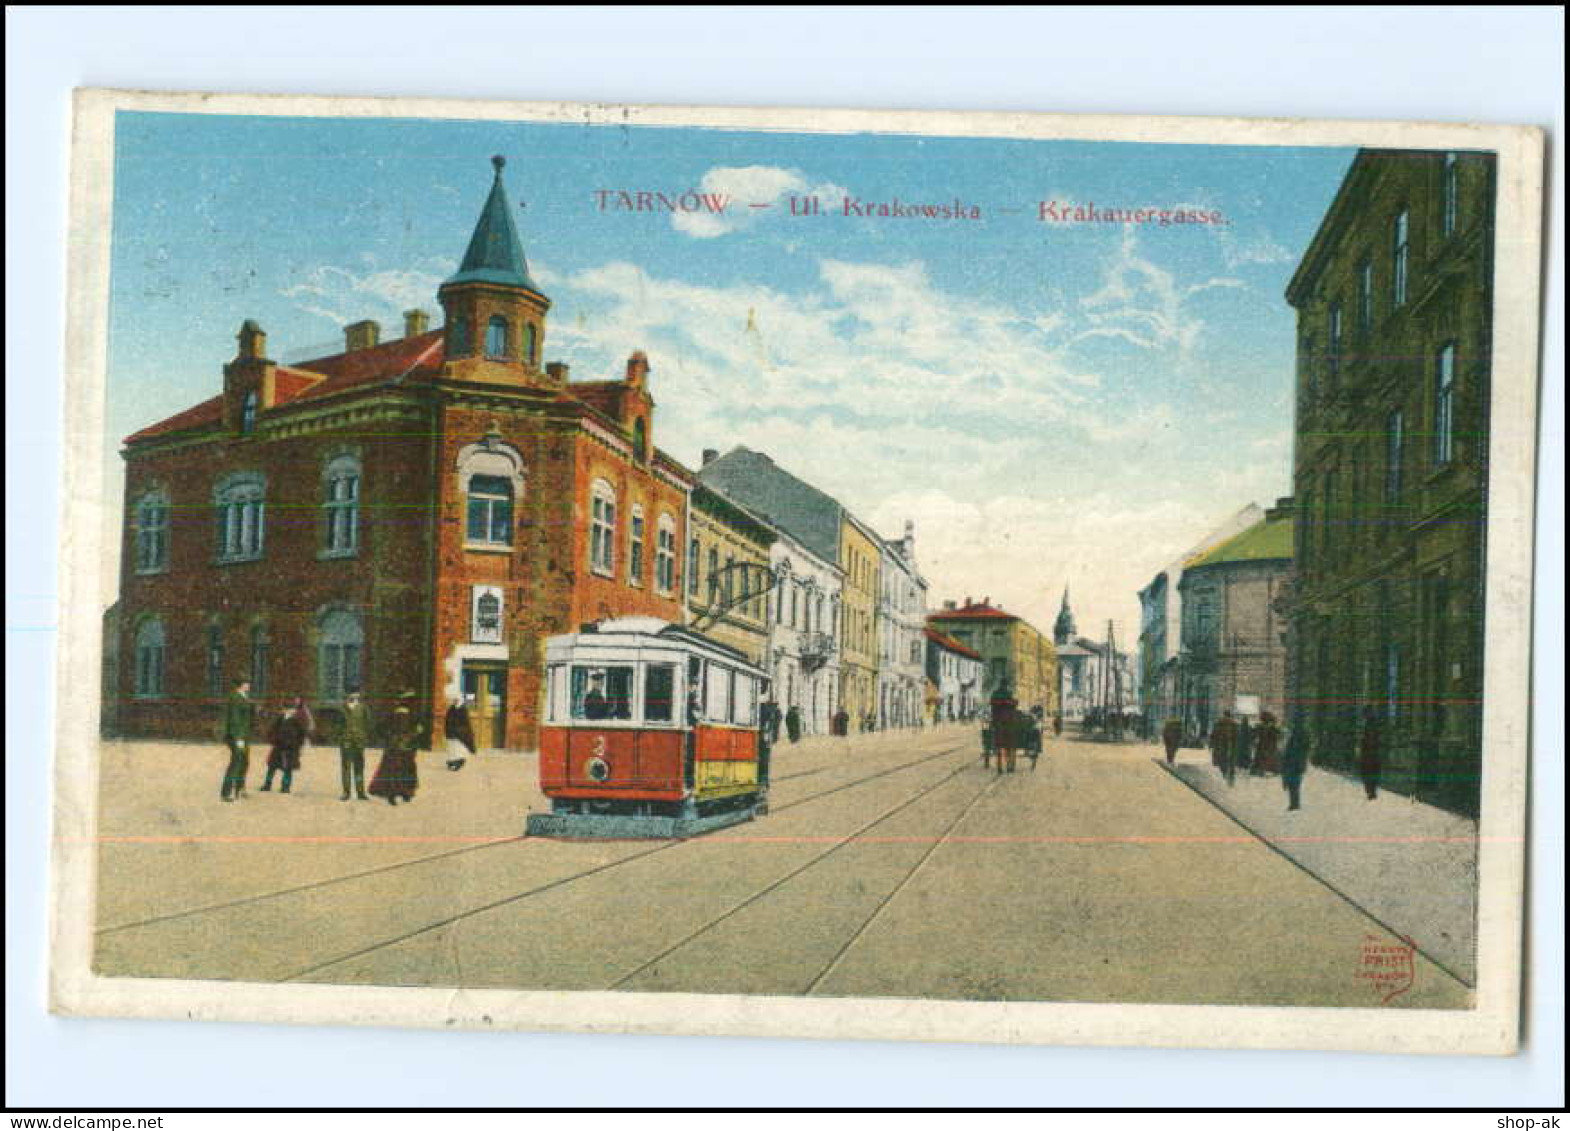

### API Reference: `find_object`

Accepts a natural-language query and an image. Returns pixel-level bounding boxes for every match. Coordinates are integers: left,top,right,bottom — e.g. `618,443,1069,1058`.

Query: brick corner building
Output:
1284,147,1495,816
113,157,691,751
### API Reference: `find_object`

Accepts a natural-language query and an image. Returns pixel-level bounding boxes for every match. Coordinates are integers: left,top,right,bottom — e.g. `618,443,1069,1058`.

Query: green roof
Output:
1186,514,1294,570
444,156,542,293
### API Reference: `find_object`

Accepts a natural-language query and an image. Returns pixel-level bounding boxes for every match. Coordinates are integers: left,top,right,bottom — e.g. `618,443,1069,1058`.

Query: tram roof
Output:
563,617,761,671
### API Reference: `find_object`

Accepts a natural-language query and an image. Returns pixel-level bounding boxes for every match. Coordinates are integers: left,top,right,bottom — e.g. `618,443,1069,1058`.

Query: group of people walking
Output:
1158,706,1385,812
219,679,479,807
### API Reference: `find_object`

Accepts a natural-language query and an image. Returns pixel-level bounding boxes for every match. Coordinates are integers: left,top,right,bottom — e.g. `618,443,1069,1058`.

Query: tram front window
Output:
571,665,633,721
644,664,676,723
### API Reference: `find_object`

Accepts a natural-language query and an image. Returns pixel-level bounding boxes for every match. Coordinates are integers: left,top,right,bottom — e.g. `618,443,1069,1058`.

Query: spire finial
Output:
491,154,506,175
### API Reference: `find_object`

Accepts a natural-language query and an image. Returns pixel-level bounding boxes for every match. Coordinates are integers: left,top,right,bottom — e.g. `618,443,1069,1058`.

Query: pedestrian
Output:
756,696,774,792
338,688,371,801
1358,707,1383,800
261,698,308,793
1253,711,1281,776
368,690,425,806
444,694,478,771
219,677,256,802
833,706,850,738
1025,710,1043,770
785,704,803,744
990,683,1019,775
1053,712,1063,737
1281,714,1308,811
1210,710,1238,786
1237,715,1255,775
1161,715,1183,765
760,697,782,746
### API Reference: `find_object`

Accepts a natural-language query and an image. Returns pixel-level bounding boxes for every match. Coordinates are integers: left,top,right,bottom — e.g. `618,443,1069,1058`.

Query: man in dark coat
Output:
1161,716,1183,765
220,678,256,802
444,695,478,771
1236,716,1255,774
760,698,782,746
1252,711,1281,776
1053,713,1063,737
990,684,1019,774
369,691,425,805
1210,710,1239,786
1281,713,1308,811
1358,707,1383,800
339,689,371,800
833,707,850,738
784,704,803,744
261,699,308,793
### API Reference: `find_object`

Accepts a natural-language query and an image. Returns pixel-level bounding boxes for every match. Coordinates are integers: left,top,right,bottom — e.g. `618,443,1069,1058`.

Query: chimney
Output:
702,448,719,466
545,361,569,386
625,350,650,387
237,319,268,361
403,309,430,338
943,600,957,611
345,320,381,352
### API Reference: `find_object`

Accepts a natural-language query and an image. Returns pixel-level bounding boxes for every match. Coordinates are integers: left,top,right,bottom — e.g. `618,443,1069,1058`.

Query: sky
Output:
103,110,1356,642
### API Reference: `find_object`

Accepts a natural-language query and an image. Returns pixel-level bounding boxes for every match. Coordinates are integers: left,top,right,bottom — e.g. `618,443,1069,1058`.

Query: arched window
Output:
655,514,677,595
214,472,266,562
632,417,649,462
467,474,513,546
133,618,166,699
450,316,472,357
629,505,646,587
522,323,538,366
485,315,510,359
318,608,364,703
240,390,258,435
589,480,617,576
133,489,170,574
323,454,361,556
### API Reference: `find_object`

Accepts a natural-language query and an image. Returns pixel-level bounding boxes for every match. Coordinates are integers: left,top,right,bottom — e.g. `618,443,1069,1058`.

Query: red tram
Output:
525,616,771,838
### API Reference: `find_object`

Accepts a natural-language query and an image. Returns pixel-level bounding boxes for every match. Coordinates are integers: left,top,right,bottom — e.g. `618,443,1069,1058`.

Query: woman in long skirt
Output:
369,691,424,805
444,695,478,771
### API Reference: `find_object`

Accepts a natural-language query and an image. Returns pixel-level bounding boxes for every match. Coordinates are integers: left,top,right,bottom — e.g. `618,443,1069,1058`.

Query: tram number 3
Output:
585,736,612,783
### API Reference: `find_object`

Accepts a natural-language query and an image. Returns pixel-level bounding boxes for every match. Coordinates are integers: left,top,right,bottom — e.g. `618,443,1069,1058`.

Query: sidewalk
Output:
1159,753,1478,985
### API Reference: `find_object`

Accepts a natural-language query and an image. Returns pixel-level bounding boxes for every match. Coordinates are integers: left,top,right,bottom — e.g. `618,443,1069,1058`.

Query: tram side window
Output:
571,665,633,720
644,664,676,723
547,664,566,722
733,672,757,727
705,662,732,723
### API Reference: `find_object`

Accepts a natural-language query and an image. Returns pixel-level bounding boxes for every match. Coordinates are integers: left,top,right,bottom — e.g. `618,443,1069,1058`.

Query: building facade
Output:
927,599,1056,717
114,158,691,751
1137,503,1265,733
924,626,983,722
685,482,774,666
876,522,928,729
1052,590,1135,724
837,514,882,731
1175,505,1295,739
768,525,843,735
1285,148,1495,816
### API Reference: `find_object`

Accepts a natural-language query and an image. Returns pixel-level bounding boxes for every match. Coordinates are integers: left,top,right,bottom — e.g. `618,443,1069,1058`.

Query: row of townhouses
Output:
1137,146,1493,817
102,157,999,748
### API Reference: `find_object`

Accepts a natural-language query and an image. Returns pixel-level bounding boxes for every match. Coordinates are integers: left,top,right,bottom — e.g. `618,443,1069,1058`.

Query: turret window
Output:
523,323,538,366
240,390,258,435
486,316,510,359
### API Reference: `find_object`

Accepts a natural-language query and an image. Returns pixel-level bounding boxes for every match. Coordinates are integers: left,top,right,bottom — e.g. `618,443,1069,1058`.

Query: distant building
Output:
686,482,774,667
1285,147,1495,816
877,522,928,729
1052,589,1135,723
767,523,843,735
924,625,983,722
1137,504,1265,733
1176,504,1295,738
928,598,1056,717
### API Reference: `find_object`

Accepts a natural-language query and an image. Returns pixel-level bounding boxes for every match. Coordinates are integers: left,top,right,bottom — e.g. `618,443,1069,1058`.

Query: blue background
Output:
6,5,1563,1110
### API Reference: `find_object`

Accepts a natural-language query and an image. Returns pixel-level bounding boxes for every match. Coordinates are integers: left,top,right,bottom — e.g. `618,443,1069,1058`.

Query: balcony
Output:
800,631,836,672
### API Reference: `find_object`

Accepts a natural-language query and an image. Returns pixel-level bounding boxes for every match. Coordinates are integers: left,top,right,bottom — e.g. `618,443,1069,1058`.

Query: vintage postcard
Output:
50,90,1543,1054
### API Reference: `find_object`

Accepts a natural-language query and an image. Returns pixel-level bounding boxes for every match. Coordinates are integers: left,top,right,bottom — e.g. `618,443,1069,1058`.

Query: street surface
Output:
91,726,1472,1009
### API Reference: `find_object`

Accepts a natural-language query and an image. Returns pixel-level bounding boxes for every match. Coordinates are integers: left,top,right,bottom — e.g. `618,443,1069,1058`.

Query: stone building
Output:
1175,505,1295,740
1137,503,1265,734
113,157,692,750
685,482,774,667
767,523,843,735
1285,147,1495,816
927,598,1056,717
1052,589,1135,724
924,626,983,722
876,522,928,729
837,513,882,731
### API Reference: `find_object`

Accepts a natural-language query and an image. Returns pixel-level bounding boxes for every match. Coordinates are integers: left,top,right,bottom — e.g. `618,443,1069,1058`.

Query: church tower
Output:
439,156,554,388
1053,586,1077,646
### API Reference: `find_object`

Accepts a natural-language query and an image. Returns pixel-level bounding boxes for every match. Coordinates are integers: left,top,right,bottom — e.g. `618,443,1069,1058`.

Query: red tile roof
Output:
927,601,1018,622
924,626,982,660
125,394,227,443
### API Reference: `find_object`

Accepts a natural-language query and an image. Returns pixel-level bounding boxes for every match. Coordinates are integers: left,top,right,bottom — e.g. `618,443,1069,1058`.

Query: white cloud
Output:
280,260,449,330
1077,226,1243,357
670,165,848,239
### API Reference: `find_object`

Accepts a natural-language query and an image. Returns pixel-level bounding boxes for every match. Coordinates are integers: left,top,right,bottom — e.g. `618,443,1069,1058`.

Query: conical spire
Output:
1053,585,1076,645
446,156,541,292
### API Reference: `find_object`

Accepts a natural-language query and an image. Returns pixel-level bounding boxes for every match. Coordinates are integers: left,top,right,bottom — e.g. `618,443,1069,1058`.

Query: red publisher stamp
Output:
1356,934,1418,1003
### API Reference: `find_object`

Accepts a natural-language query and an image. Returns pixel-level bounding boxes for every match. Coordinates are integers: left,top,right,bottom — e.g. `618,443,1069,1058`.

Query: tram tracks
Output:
281,738,976,984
